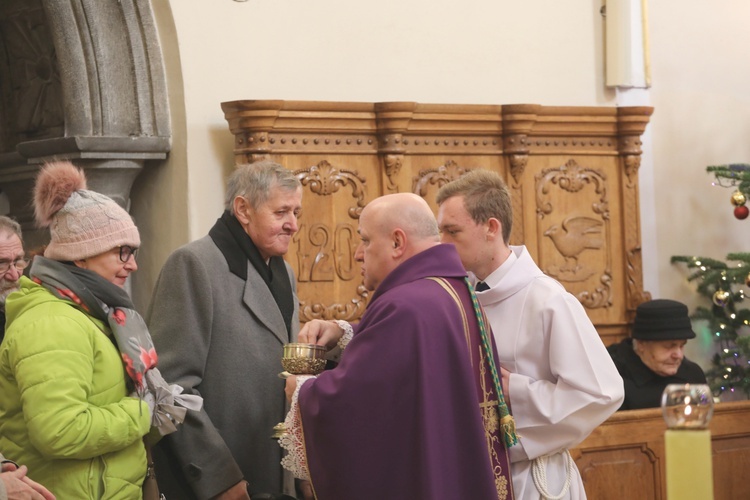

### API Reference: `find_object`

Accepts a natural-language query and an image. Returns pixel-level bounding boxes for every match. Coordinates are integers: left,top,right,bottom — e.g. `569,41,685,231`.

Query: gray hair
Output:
225,160,301,213
0,215,22,243
436,169,513,244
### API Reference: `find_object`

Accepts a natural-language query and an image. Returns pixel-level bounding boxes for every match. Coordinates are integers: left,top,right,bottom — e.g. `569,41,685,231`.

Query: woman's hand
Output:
1,465,57,500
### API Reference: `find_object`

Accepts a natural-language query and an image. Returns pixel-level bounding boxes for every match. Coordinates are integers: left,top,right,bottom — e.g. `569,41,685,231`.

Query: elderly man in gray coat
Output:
147,161,302,500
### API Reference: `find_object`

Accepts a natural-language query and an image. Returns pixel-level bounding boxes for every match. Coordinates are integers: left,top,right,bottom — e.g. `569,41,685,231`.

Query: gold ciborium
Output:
272,343,327,439
281,343,327,376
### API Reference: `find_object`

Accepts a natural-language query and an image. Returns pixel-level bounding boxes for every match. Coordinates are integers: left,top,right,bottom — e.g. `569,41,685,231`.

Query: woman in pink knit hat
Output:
0,161,200,499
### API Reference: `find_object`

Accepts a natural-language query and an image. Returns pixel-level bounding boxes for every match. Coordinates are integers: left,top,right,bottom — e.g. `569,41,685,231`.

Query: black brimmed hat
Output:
632,299,696,340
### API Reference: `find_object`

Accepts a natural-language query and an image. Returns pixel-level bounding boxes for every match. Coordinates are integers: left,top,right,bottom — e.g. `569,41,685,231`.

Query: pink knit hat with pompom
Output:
34,161,140,261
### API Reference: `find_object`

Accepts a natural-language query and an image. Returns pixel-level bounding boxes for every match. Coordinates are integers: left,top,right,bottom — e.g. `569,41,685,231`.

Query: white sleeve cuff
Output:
279,375,315,479
333,320,354,351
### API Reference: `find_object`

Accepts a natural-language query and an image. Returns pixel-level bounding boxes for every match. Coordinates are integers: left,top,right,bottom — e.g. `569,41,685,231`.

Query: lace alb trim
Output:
333,320,353,351
279,375,315,480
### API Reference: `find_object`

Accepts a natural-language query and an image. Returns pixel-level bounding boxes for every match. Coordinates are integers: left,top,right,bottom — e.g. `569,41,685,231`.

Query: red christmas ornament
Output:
734,205,750,220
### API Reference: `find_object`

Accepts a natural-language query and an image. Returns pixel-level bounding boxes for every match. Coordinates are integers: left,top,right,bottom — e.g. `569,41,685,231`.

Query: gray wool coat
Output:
146,235,298,499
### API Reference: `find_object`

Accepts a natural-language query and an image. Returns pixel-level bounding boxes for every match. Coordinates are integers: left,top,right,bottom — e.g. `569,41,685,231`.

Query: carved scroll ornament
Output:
412,160,468,196
294,160,369,322
384,154,403,193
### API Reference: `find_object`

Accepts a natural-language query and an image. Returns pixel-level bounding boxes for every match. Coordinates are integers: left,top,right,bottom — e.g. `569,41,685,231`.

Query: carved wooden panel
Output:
576,444,661,500
535,159,613,309
292,160,369,322
221,100,653,343
711,435,750,498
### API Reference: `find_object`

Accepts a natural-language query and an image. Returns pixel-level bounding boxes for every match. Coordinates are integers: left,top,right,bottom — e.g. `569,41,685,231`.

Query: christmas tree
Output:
669,163,750,397
706,163,750,220
671,254,750,397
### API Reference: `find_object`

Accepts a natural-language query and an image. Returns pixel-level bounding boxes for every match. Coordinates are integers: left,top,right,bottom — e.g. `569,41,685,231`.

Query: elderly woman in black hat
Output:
607,299,707,410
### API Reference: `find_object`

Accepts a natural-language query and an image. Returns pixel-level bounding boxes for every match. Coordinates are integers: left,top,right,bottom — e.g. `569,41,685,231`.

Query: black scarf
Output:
209,211,294,339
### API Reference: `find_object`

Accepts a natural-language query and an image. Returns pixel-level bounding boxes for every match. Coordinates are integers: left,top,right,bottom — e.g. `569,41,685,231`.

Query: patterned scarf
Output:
30,256,202,435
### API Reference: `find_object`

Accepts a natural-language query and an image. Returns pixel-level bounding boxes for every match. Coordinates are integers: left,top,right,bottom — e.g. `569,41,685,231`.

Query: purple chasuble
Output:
298,244,514,500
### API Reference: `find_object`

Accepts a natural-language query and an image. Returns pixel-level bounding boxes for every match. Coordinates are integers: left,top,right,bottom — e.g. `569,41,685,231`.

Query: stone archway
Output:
0,0,171,250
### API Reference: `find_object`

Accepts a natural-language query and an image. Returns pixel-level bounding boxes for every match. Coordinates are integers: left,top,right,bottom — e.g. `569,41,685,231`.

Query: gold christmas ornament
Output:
713,289,731,307
746,272,750,288
731,190,747,207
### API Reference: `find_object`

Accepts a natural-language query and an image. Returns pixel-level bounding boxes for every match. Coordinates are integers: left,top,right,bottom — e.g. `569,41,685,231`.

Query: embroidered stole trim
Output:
426,277,515,500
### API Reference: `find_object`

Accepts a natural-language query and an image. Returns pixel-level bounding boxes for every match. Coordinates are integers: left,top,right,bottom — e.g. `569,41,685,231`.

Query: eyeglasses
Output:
117,245,139,263
0,258,30,274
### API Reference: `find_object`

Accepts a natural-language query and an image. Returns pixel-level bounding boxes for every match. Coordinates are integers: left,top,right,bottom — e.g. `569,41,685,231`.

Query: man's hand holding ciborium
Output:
276,321,352,490
282,320,346,401
280,342,327,400
272,340,328,439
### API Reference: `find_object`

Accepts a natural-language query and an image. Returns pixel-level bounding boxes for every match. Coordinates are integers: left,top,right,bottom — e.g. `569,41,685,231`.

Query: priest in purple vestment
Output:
280,193,516,500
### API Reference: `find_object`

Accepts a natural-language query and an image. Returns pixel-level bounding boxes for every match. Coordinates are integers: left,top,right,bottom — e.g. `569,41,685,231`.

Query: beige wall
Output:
165,0,615,238
135,0,615,304
138,0,750,377
647,2,750,371
128,0,190,312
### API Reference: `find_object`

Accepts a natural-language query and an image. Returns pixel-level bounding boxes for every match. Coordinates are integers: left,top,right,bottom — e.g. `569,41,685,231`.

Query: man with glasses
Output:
0,216,27,342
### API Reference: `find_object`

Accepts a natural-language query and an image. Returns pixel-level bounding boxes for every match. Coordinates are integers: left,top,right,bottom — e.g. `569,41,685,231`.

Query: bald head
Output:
363,193,439,244
356,193,440,291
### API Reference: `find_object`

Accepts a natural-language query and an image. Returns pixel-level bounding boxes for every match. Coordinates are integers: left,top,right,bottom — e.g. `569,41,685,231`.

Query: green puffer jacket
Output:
0,451,7,500
0,276,151,499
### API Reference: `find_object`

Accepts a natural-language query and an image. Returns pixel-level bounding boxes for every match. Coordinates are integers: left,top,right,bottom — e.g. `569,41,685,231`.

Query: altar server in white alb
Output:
436,169,624,500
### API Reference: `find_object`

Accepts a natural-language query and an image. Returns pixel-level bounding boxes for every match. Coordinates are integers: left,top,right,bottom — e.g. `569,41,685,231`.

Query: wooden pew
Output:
571,400,750,499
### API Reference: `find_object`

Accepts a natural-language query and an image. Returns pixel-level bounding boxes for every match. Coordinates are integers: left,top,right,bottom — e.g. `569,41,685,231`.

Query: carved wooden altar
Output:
221,100,653,344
